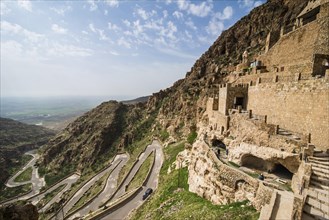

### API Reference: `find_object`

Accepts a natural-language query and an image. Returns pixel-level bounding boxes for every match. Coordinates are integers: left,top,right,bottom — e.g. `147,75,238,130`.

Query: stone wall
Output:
259,20,319,74
206,98,229,133
187,137,275,211
217,83,248,115
247,78,329,150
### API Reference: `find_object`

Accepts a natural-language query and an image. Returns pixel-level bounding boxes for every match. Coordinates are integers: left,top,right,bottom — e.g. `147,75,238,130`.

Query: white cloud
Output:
238,0,264,10
132,20,143,36
48,43,93,57
110,51,119,56
254,1,263,7
17,0,32,12
177,0,189,10
50,5,72,16
105,0,119,8
137,8,148,20
163,10,168,18
136,8,157,20
104,10,108,15
117,37,131,48
98,29,108,40
1,2,11,15
173,11,183,19
108,22,120,32
1,21,43,42
206,6,233,36
88,23,110,41
214,6,233,20
177,0,213,17
87,0,98,11
1,40,23,58
198,35,212,44
122,19,131,27
185,19,197,30
188,2,213,17
165,21,177,40
206,18,224,36
52,24,67,34
165,0,172,5
185,30,192,39
89,23,97,33
156,46,197,59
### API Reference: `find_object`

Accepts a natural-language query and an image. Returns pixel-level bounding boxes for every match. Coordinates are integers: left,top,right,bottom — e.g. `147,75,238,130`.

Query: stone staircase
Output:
302,150,329,220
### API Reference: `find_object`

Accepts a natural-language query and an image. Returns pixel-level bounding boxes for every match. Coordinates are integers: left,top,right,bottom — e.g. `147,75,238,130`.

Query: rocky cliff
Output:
148,0,309,138
0,204,38,220
41,0,309,184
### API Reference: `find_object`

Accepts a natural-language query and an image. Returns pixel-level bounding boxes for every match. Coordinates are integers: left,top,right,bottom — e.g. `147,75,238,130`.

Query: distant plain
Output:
0,96,128,131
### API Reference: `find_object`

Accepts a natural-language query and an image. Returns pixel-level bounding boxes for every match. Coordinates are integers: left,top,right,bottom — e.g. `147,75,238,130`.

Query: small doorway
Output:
234,97,244,109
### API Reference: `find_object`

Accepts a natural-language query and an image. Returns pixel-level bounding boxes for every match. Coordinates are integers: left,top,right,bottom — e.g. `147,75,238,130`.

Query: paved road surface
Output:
3,151,46,204
67,154,128,219
54,154,128,219
99,140,163,220
28,173,80,212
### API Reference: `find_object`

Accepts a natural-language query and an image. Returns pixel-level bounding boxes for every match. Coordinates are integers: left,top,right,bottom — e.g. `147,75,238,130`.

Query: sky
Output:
1,0,264,100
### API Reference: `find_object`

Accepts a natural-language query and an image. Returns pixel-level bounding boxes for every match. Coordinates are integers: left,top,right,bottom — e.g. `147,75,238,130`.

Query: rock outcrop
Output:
0,204,38,220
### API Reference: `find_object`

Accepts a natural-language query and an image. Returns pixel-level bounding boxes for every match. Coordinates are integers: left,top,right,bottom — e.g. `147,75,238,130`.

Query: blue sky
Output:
1,0,264,99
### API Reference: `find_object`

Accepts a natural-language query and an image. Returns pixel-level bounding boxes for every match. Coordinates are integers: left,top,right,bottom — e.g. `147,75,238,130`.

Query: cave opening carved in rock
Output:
211,139,226,149
240,154,293,180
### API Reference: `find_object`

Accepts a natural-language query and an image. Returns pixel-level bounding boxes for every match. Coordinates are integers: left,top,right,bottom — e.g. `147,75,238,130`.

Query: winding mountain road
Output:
30,173,80,212
3,151,46,205
53,154,128,219
67,154,128,219
94,140,164,220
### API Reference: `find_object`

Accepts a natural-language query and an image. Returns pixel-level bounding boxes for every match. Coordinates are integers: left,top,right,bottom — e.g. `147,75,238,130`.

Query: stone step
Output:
302,211,329,220
309,157,329,166
311,163,329,170
311,181,329,191
309,156,329,162
311,175,329,186
306,196,329,215
309,187,329,198
303,204,328,219
307,190,329,207
313,170,329,179
312,166,329,175
313,152,329,158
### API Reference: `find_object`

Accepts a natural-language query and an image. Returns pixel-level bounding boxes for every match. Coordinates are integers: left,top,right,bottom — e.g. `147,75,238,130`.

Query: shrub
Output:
187,131,197,144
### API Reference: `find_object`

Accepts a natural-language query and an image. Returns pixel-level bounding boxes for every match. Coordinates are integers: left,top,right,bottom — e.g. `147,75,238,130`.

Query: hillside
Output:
41,0,309,179
40,100,159,179
0,117,55,186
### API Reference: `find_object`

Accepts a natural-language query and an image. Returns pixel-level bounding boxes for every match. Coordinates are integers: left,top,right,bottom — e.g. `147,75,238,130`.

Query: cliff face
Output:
42,0,309,176
148,0,308,137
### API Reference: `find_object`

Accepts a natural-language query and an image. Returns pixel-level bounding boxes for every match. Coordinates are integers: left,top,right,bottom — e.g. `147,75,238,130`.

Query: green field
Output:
14,167,33,182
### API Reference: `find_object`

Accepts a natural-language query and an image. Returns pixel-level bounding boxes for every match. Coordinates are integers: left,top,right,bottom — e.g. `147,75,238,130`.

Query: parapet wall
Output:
247,78,329,150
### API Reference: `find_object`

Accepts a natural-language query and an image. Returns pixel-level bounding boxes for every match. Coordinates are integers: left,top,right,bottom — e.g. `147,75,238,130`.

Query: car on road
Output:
142,188,153,200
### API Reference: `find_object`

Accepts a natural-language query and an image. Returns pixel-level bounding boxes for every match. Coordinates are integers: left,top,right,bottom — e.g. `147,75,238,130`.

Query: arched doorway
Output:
271,163,293,179
240,154,293,180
